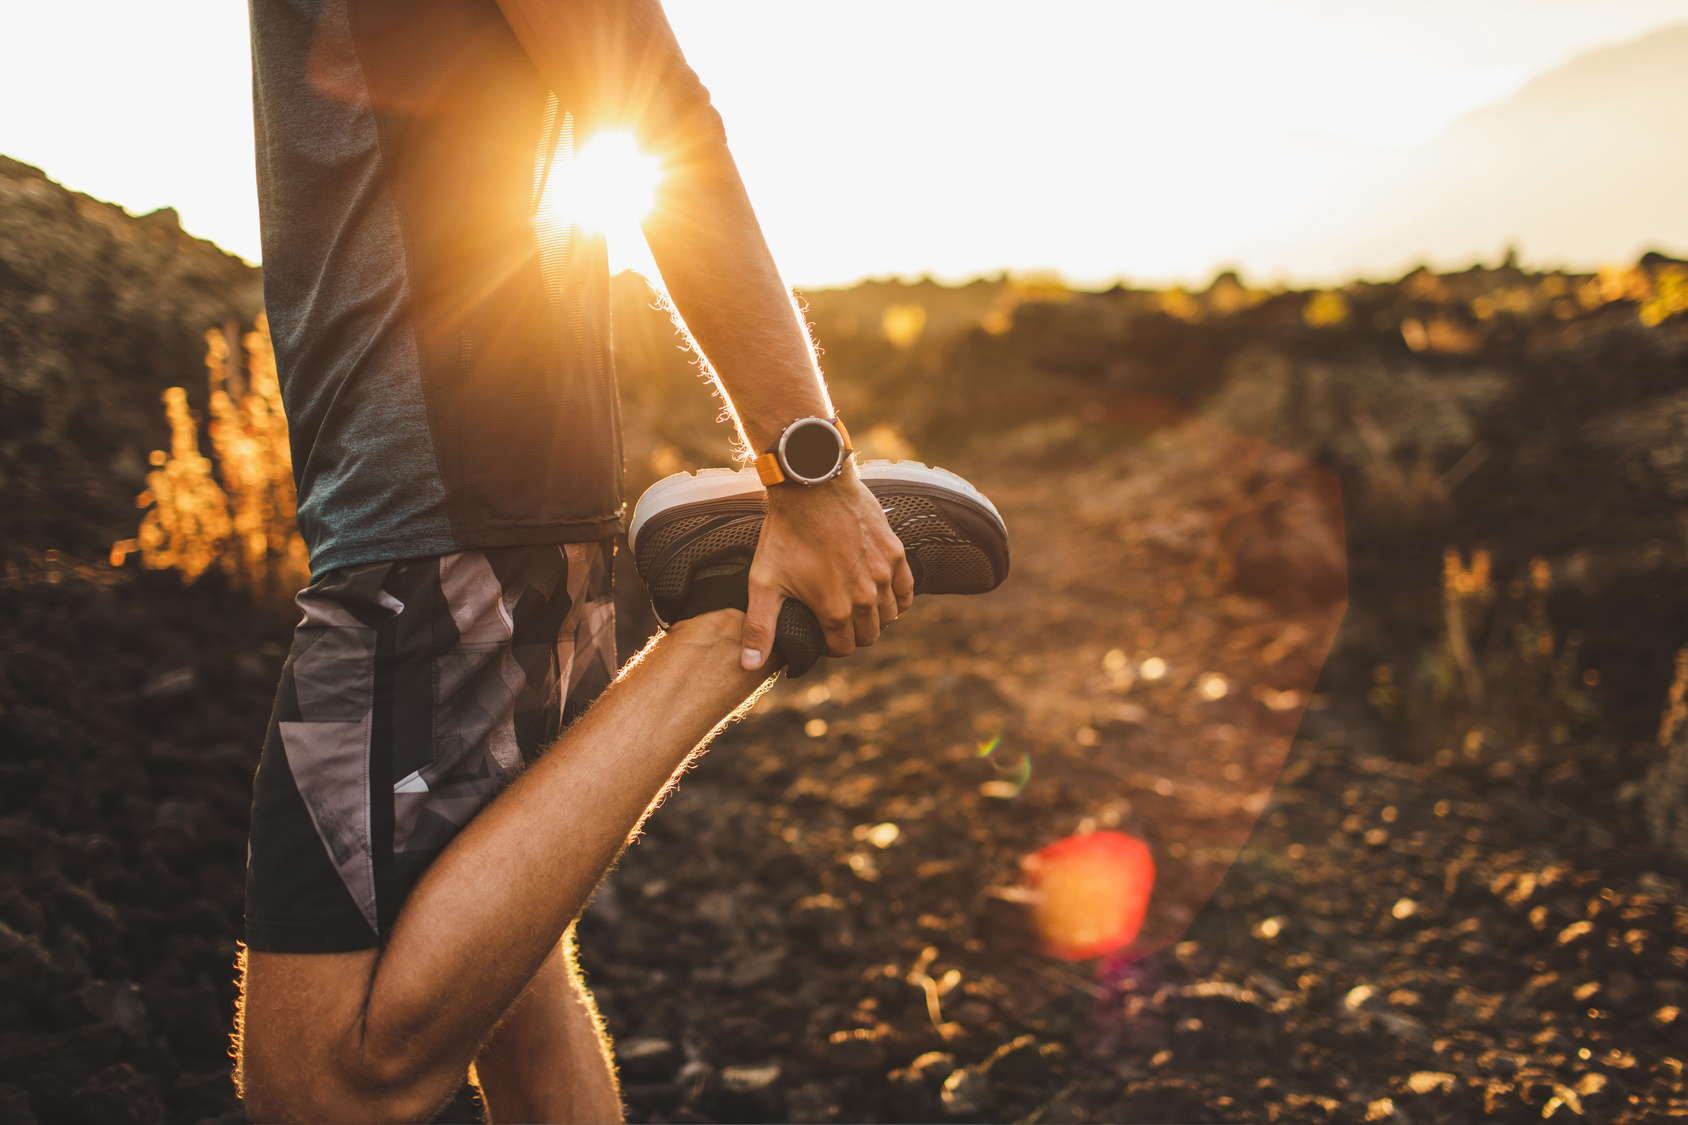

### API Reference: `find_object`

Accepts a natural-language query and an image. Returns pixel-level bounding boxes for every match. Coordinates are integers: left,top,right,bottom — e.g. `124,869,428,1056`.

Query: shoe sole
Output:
631,460,1009,629
629,460,1006,546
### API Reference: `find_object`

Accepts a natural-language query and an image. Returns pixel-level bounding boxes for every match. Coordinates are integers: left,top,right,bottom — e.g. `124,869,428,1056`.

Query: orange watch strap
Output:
835,417,852,451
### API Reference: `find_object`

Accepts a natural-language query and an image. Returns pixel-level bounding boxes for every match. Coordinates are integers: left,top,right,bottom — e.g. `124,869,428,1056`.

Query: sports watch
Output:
755,415,853,487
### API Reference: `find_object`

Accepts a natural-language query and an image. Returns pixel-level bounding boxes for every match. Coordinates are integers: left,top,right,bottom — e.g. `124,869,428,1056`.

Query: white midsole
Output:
856,460,1005,527
629,467,762,547
628,459,1004,547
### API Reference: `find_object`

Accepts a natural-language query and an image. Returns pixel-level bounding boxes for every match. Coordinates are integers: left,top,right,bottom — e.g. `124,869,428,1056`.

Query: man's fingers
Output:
817,599,856,658
852,599,882,649
877,583,900,630
892,555,915,613
741,580,783,671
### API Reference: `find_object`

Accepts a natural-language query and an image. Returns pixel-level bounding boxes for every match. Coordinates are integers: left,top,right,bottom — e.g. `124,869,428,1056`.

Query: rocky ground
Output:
5,419,1685,1124
562,434,1688,1125
4,159,1688,1123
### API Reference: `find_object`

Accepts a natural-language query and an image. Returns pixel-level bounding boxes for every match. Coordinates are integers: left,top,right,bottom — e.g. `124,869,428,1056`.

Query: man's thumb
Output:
742,582,782,671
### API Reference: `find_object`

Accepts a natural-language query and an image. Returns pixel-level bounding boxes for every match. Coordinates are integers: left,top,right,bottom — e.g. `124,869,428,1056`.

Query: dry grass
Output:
111,314,307,605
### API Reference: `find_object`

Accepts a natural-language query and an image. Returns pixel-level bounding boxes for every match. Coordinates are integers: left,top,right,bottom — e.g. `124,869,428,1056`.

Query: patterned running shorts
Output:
244,542,616,953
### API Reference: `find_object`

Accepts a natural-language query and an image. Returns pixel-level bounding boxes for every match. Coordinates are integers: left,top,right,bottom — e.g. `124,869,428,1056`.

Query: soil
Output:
4,417,1686,1124
4,160,1688,1124
567,433,1688,1125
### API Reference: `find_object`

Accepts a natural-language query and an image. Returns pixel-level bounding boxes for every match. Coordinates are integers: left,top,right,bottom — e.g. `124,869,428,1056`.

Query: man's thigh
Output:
236,948,390,1119
244,541,618,955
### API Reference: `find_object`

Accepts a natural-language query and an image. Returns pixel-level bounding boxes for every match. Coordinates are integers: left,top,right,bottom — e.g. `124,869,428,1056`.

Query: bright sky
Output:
3,0,1687,286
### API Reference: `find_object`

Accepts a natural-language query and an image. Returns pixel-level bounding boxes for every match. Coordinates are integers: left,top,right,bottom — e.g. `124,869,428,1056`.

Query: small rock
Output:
826,1027,888,1071
140,668,196,701
730,948,784,987
0,1084,36,1125
984,1034,1058,1088
69,1064,165,1125
786,1079,847,1123
696,891,739,926
615,1037,677,1083
720,1064,781,1092
941,1067,989,1116
892,1051,957,1083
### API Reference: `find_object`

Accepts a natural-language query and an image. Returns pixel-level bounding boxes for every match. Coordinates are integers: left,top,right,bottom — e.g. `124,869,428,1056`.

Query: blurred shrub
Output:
1639,263,1688,327
111,315,308,606
881,304,927,348
1301,290,1349,328
115,385,232,585
1399,550,1598,774
980,272,1072,335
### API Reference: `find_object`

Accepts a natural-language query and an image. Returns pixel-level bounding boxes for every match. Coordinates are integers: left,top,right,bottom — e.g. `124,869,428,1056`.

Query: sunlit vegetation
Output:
980,272,1072,335
1300,290,1350,328
1397,549,1600,771
110,315,307,605
880,304,927,349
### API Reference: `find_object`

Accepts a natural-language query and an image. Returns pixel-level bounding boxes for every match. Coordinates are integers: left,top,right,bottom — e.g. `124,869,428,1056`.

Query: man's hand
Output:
742,468,914,670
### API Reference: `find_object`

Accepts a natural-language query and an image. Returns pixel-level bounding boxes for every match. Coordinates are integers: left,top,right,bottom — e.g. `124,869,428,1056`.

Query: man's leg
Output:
237,608,764,1123
470,927,619,1124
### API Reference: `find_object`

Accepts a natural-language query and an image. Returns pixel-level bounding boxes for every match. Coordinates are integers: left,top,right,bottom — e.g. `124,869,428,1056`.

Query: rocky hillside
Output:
0,157,262,563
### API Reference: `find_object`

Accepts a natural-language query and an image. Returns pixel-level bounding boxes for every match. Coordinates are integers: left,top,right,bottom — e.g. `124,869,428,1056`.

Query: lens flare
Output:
974,731,1031,798
536,129,662,239
1021,831,1155,961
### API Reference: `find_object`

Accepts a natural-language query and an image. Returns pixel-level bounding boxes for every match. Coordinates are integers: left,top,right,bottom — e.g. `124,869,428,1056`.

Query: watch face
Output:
783,418,843,481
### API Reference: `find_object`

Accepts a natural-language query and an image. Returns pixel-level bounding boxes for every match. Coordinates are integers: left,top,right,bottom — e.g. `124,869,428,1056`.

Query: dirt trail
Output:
554,430,1688,1124
561,430,1347,1124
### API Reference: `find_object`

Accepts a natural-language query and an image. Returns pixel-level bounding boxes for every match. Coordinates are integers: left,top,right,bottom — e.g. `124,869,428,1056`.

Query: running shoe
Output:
630,460,1010,677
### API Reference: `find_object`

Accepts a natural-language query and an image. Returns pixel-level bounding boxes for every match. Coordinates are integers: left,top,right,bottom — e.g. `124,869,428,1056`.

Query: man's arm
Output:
495,0,913,667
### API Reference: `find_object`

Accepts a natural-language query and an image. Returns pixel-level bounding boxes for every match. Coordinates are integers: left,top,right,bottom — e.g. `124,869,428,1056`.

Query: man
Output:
236,1,1007,1120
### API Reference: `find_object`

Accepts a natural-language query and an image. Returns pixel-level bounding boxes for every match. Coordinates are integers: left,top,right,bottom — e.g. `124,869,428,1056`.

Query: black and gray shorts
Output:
244,542,616,953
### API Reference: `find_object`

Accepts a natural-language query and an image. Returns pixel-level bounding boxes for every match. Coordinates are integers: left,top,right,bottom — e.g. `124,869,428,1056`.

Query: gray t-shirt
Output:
250,0,624,576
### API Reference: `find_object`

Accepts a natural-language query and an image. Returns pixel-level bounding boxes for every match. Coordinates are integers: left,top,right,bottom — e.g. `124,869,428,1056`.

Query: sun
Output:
536,129,663,242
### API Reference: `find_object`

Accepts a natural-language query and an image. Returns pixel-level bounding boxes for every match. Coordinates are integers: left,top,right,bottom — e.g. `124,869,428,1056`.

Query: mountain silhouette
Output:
1253,24,1688,278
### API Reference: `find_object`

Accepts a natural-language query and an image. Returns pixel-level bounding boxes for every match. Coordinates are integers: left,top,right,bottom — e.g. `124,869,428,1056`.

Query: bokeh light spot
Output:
1021,831,1155,961
866,822,900,849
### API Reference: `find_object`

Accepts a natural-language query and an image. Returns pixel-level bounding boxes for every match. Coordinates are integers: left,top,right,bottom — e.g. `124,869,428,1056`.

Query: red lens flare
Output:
1021,831,1155,961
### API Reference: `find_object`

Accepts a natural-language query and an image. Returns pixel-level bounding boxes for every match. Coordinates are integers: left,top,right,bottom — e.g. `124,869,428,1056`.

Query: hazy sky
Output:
3,0,1687,286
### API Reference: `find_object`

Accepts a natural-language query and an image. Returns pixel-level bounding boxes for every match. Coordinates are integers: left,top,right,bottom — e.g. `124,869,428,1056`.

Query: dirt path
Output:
566,429,1349,1123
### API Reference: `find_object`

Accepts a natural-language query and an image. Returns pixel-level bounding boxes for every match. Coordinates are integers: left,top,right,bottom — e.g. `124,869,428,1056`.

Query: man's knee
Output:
236,948,451,1123
239,1025,447,1124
